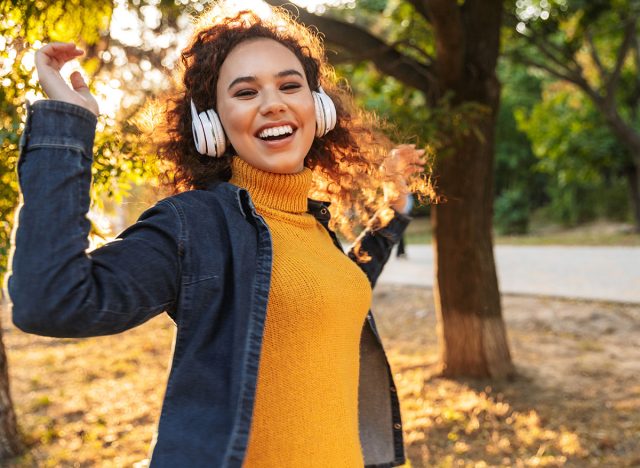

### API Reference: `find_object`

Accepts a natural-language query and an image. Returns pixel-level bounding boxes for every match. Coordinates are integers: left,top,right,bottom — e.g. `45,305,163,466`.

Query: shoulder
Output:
151,183,252,231
157,184,237,213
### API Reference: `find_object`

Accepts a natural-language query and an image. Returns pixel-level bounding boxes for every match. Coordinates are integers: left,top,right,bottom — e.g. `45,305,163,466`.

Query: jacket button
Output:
390,386,396,393
394,423,402,430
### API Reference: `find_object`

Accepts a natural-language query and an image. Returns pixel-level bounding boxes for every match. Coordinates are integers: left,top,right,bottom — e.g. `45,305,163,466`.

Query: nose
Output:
259,89,287,116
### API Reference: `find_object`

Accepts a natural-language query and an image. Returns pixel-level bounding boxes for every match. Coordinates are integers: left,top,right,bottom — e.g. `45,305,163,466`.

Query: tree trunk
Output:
0,307,23,459
624,161,640,232
594,99,640,231
431,0,514,378
432,109,514,378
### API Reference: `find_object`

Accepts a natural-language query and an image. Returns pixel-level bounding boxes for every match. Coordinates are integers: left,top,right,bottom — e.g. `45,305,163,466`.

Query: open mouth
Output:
256,124,296,141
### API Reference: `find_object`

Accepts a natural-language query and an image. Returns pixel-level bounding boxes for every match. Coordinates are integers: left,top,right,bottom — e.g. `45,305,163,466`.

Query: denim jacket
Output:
6,100,410,467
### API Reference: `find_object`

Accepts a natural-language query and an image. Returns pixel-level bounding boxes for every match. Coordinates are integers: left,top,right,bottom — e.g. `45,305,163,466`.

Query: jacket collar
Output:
206,180,333,226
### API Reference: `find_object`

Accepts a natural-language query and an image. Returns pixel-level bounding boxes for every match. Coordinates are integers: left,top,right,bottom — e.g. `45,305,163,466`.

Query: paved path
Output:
377,245,640,304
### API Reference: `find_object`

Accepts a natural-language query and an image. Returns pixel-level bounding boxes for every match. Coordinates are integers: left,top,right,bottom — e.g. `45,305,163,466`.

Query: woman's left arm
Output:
347,208,411,288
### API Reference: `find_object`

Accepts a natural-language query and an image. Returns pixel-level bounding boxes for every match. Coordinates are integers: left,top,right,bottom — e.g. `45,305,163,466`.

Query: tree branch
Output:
405,0,430,22
606,16,638,100
265,1,434,94
389,39,434,66
506,11,585,77
511,53,600,102
585,30,607,82
630,31,640,120
519,29,583,78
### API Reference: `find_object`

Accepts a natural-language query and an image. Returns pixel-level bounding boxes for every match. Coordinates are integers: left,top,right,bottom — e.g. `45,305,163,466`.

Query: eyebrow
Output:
227,69,305,90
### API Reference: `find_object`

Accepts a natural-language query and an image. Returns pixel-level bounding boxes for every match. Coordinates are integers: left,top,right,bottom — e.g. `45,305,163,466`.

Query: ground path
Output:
378,245,640,304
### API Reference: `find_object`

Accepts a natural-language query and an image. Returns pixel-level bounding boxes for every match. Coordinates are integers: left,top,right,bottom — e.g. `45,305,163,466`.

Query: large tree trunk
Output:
624,161,640,232
432,104,514,378
431,0,514,378
0,308,23,459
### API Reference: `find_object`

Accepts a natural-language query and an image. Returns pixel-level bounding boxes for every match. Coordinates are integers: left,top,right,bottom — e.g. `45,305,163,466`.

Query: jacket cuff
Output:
20,100,97,158
374,208,412,244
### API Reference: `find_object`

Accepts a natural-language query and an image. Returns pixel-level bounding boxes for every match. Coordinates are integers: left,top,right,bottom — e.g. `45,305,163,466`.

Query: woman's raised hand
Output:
380,144,427,213
385,144,427,179
34,42,99,116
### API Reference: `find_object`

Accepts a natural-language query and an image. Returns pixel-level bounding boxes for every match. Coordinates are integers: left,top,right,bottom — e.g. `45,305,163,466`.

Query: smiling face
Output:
215,38,317,174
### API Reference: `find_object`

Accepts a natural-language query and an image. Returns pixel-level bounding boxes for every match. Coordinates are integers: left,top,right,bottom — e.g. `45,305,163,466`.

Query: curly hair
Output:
155,2,434,241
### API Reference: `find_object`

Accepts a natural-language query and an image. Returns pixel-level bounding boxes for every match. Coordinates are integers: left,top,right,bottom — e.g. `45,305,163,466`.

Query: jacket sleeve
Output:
5,100,183,338
347,209,412,288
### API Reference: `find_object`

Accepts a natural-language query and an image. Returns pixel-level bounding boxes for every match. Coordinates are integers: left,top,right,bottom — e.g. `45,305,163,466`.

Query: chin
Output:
275,161,305,174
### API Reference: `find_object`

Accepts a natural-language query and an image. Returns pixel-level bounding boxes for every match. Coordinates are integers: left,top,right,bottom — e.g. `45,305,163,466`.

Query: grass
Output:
3,286,640,467
404,217,640,246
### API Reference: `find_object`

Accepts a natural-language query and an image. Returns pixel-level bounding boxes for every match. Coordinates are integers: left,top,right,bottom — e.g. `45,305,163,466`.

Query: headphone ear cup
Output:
312,88,337,137
313,92,325,137
190,99,227,157
205,109,227,157
191,100,209,155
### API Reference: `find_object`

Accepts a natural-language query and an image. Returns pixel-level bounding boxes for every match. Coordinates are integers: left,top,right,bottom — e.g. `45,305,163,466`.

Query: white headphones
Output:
190,87,337,158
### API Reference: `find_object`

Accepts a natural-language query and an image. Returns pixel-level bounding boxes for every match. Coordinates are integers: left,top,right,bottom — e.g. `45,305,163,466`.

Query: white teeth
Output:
258,125,294,139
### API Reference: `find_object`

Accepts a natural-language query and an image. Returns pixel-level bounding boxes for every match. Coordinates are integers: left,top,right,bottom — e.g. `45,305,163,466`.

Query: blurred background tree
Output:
506,0,640,231
516,82,631,226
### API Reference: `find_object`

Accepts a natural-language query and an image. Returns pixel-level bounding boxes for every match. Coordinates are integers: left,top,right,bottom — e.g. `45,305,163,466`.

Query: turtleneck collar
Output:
229,156,312,214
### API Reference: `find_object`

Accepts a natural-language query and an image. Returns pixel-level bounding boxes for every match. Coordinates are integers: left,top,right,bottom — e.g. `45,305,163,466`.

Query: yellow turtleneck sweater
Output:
229,157,372,467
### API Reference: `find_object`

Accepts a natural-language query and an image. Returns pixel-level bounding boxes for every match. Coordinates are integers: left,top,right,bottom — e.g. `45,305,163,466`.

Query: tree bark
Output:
432,106,514,378
624,163,640,232
431,0,514,378
593,99,640,231
0,308,23,459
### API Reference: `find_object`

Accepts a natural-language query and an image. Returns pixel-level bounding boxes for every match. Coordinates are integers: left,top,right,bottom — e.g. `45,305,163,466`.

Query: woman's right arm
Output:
5,44,183,338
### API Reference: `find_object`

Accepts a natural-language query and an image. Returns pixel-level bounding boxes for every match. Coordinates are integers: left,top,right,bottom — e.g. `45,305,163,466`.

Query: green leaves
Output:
0,0,175,285
516,83,632,224
2,0,113,45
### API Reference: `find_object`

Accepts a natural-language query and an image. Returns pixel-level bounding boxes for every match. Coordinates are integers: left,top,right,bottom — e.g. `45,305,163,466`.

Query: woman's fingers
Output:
70,71,89,94
36,42,83,71
73,73,99,114
69,72,100,115
35,43,82,100
33,43,99,115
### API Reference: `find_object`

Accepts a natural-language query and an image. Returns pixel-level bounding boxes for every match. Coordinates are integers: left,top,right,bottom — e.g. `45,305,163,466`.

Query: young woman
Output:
8,4,430,467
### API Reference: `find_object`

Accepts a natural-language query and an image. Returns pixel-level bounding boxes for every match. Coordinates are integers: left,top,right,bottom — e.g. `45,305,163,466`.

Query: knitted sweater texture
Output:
230,157,372,467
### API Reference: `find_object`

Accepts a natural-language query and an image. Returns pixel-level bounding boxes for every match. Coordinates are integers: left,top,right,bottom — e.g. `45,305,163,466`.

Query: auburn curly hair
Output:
155,2,434,242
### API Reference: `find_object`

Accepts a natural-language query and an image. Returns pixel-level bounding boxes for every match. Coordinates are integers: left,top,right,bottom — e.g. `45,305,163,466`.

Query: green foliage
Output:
494,187,531,235
2,0,113,45
504,0,640,228
516,83,632,225
493,60,549,234
0,0,169,290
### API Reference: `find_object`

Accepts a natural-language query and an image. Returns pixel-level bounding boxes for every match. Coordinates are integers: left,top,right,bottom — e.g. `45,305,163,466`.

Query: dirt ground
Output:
2,285,640,467
373,285,640,467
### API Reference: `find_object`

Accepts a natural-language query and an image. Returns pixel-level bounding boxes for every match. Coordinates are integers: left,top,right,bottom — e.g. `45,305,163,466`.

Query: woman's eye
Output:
281,83,302,91
234,89,257,98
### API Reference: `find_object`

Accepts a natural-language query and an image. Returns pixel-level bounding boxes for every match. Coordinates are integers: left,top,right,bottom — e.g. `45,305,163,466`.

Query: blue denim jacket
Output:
7,100,411,467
